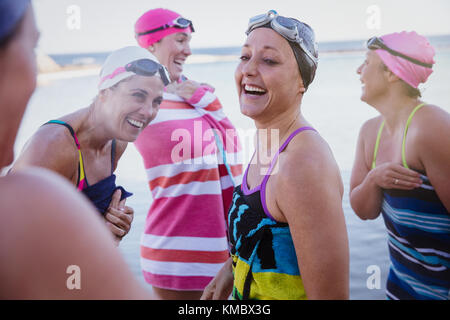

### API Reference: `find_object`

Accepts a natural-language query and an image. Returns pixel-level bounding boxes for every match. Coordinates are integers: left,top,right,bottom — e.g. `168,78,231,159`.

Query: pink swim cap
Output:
374,31,435,88
135,8,193,49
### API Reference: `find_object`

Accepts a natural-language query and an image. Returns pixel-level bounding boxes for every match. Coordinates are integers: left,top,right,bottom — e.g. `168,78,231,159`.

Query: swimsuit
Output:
371,103,450,300
44,120,132,215
228,126,316,300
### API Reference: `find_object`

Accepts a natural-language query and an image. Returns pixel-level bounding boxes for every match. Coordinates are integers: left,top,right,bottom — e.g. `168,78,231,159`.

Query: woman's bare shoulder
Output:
29,110,87,154
274,129,344,224
12,123,79,177
278,130,342,193
414,104,450,127
32,122,79,149
408,104,450,146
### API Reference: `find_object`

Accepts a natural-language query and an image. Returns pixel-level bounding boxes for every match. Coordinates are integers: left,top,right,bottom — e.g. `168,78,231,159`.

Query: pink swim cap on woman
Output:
374,31,435,88
135,8,193,49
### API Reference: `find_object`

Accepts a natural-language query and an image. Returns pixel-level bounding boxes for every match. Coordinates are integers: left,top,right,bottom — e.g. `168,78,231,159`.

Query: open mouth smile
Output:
243,84,267,96
127,118,145,129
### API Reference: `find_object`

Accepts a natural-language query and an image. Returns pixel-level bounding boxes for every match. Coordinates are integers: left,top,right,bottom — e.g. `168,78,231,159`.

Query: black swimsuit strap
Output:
43,120,79,148
111,139,116,175
43,120,85,187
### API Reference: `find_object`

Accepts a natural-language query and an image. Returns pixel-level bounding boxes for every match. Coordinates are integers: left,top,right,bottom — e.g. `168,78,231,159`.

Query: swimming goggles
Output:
246,10,318,67
99,58,171,88
367,37,433,68
136,17,195,36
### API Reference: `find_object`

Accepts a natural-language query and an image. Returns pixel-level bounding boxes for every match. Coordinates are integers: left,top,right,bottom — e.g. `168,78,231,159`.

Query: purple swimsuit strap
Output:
260,126,317,221
241,150,259,194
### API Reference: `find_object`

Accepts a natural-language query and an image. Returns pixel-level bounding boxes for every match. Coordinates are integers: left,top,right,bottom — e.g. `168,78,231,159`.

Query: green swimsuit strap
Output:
402,103,425,169
371,103,426,170
372,120,385,170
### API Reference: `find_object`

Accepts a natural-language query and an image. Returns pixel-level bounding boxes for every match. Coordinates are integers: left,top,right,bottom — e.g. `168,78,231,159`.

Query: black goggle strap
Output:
367,37,433,68
137,17,194,36
246,11,318,66
271,18,318,66
158,67,171,86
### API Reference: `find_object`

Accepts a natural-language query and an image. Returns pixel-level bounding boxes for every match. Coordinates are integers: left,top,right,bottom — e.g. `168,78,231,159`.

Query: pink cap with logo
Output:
135,8,193,49
374,31,435,88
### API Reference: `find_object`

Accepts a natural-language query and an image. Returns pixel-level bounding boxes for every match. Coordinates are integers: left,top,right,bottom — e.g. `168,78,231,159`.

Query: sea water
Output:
16,50,450,299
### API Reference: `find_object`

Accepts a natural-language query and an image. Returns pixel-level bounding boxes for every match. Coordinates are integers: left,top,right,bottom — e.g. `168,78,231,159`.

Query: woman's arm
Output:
349,122,384,220
276,137,349,299
200,257,234,300
416,106,450,211
349,120,422,220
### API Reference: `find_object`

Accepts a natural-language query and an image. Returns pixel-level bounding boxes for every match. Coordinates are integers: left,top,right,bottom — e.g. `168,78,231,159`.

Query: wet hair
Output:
255,20,318,92
402,82,422,98
287,19,318,92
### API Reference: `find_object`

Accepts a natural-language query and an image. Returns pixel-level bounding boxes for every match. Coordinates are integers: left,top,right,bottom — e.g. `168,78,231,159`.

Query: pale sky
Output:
33,0,450,54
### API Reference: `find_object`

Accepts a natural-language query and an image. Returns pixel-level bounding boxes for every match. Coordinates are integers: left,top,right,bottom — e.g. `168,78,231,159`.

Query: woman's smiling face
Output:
152,32,192,82
356,50,390,105
100,75,164,141
235,27,304,121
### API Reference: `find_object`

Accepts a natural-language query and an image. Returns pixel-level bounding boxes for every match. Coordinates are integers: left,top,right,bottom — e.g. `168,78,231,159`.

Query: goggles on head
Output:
136,16,195,36
246,10,318,67
367,36,432,69
99,58,171,88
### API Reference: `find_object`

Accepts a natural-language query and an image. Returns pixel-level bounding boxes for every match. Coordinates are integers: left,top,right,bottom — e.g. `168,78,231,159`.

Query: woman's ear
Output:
380,63,400,84
97,89,109,102
298,84,306,94
386,68,400,84
297,74,306,95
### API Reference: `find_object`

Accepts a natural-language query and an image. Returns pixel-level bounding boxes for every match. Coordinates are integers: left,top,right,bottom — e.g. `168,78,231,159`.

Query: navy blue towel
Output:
81,174,133,215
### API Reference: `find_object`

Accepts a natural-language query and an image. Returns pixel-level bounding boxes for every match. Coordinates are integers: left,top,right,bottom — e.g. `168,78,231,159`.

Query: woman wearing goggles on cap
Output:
351,32,450,300
11,46,169,245
134,8,243,300
0,1,153,299
202,10,349,300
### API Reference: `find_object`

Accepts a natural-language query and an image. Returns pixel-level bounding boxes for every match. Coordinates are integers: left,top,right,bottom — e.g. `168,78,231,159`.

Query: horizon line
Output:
41,33,450,56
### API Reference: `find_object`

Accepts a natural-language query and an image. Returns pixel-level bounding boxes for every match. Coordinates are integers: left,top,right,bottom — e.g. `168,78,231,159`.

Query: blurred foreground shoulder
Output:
0,168,151,299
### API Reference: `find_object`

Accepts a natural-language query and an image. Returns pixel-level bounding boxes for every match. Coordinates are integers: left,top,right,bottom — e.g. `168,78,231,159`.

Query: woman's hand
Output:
350,161,423,220
105,189,134,245
201,258,233,300
368,162,422,190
